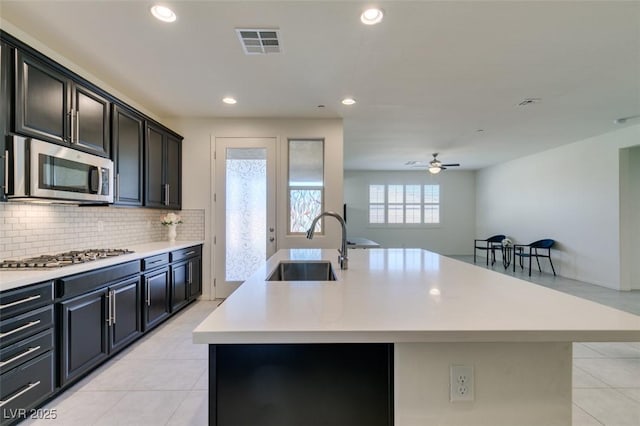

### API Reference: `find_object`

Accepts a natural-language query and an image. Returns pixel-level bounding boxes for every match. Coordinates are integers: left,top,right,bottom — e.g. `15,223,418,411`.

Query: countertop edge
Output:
0,240,204,292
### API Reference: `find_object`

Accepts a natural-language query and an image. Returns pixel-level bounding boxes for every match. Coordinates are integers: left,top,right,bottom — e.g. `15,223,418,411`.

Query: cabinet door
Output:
188,257,202,300
109,277,142,353
112,105,144,206
145,124,165,208
166,133,182,209
143,267,170,331
0,42,9,201
72,83,110,157
59,289,109,386
15,50,70,145
171,261,189,312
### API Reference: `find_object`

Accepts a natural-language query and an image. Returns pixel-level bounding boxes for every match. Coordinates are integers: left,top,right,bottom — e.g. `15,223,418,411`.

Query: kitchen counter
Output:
193,248,640,344
0,241,204,292
194,248,639,425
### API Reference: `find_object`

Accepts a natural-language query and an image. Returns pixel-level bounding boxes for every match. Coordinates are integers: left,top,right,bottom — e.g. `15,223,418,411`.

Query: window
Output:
288,139,324,233
368,184,440,225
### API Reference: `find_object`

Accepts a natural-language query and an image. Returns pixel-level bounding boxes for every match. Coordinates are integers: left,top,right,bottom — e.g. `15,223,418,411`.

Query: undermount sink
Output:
267,261,337,281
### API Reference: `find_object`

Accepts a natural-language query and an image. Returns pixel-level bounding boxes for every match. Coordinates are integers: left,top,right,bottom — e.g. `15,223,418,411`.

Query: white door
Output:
214,138,277,298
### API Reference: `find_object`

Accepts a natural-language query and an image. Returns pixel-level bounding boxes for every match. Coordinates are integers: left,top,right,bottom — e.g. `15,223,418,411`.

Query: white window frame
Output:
367,183,441,226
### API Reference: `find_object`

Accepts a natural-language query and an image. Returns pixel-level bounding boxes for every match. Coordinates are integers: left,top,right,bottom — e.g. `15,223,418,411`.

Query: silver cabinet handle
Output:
3,150,8,193
0,381,41,407
0,346,41,368
115,173,120,201
68,110,74,143
185,251,196,256
75,110,80,144
164,184,170,206
111,289,116,325
146,278,151,306
0,320,41,339
106,292,111,326
0,295,41,310
188,262,192,284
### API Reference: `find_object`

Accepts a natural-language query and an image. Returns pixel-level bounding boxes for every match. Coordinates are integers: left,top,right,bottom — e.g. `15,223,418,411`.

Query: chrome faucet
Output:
306,211,348,270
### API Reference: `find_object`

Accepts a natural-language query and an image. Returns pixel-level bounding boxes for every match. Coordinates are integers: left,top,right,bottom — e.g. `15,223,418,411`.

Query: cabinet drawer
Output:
0,282,53,320
170,245,201,263
0,329,54,375
56,261,140,300
0,305,54,348
0,352,55,422
142,253,169,270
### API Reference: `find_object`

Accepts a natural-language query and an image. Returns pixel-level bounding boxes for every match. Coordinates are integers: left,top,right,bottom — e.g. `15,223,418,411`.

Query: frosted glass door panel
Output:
214,138,276,299
225,149,267,282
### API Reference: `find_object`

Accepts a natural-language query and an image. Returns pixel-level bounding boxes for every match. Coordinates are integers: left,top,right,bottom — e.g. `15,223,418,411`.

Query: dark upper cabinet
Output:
112,104,144,206
145,122,182,210
1,41,10,201
14,50,110,157
72,83,110,156
15,50,69,145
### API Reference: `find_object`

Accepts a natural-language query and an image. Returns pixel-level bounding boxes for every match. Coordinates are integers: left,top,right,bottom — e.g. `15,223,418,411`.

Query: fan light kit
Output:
361,8,384,25
427,153,460,174
342,98,356,105
222,97,237,105
150,5,177,23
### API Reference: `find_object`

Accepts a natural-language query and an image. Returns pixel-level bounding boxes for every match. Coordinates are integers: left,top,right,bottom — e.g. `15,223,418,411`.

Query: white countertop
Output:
193,248,640,344
0,241,204,292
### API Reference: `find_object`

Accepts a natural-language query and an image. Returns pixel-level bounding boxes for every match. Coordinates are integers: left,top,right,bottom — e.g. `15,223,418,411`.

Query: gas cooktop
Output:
0,249,134,269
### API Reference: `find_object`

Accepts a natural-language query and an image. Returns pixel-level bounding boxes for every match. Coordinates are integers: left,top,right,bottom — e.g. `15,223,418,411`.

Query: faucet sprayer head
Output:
306,227,315,239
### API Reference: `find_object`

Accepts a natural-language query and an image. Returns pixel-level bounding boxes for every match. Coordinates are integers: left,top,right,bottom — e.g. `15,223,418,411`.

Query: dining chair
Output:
473,235,506,266
513,239,556,276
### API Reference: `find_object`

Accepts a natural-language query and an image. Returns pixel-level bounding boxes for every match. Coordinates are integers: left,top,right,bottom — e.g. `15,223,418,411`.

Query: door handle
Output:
146,278,151,306
111,289,116,325
269,237,275,242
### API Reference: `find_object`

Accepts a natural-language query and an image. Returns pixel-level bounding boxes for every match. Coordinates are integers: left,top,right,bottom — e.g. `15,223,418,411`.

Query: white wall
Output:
165,117,343,299
620,145,640,290
344,170,476,255
476,125,640,290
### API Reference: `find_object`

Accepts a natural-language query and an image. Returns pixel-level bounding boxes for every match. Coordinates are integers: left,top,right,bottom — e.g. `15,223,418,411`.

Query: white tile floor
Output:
25,268,640,425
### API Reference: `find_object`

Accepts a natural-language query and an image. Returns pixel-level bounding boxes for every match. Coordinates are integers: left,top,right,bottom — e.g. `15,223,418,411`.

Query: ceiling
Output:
1,1,639,171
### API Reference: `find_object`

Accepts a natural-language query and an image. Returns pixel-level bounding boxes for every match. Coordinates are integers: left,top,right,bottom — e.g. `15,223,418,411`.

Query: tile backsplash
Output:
0,203,204,260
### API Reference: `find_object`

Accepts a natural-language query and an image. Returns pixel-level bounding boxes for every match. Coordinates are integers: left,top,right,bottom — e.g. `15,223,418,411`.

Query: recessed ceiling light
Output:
151,5,176,23
222,97,237,105
341,98,356,106
361,8,384,25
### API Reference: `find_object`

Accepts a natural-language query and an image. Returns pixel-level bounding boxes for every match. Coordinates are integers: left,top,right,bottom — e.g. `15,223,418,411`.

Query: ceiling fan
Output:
407,153,460,174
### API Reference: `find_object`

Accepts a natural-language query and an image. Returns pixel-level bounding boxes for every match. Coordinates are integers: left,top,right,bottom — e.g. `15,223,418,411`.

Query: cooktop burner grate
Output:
0,249,134,269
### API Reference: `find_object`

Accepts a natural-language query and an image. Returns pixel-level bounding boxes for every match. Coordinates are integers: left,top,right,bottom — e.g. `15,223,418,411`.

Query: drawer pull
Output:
0,295,42,310
0,346,41,368
185,251,196,256
0,320,42,339
0,381,41,407
147,259,165,265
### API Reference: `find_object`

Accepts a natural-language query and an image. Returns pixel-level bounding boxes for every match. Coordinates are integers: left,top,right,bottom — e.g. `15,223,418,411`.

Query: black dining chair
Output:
513,239,556,276
473,235,506,266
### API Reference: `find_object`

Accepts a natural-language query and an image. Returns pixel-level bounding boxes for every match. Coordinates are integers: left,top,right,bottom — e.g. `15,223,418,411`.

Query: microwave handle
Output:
89,167,100,194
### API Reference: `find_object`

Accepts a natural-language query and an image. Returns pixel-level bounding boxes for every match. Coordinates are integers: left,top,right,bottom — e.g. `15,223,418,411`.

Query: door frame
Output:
211,136,278,299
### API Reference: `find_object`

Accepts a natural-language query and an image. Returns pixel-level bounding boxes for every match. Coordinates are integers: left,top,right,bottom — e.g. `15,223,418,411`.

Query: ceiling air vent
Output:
236,29,281,55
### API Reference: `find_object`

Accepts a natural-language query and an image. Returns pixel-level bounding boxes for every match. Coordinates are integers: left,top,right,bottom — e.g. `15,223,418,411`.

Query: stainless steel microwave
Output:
7,135,114,204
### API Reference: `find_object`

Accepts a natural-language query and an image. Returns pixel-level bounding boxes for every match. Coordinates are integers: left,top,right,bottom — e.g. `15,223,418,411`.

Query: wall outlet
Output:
450,365,474,402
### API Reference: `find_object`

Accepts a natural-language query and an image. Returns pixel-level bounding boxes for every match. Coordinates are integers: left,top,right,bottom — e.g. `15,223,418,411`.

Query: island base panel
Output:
209,343,393,426
395,342,572,426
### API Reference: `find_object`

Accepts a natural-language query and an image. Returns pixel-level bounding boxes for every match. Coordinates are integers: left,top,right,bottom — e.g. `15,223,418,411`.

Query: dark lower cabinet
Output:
210,344,394,426
171,254,202,311
171,261,190,312
109,277,142,353
143,267,171,331
59,276,142,386
59,289,109,386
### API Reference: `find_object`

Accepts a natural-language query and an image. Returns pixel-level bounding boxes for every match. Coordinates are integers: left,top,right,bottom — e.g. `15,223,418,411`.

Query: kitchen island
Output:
193,248,640,426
